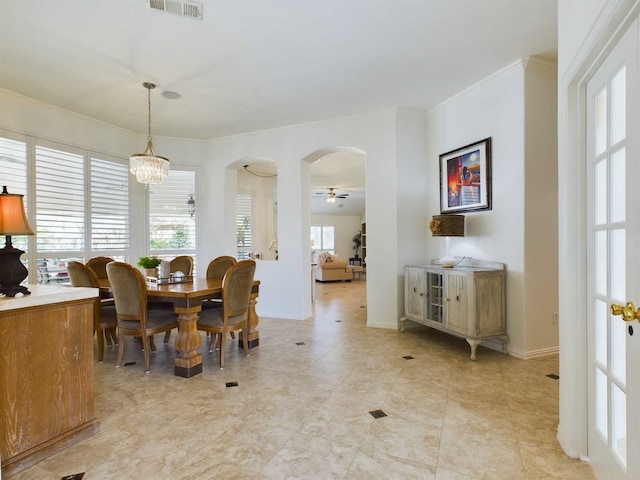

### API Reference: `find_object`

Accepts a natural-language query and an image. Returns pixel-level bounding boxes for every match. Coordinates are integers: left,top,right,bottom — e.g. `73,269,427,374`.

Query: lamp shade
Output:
429,215,464,237
0,188,34,235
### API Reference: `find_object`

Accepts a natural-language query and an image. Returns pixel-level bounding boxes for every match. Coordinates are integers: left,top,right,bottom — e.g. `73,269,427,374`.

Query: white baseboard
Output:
508,345,559,360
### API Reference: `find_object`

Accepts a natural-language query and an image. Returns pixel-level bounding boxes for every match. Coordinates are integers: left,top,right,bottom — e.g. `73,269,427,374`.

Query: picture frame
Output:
439,137,492,214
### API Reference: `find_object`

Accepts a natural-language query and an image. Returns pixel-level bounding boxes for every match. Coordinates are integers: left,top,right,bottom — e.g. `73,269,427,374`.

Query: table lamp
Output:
429,214,464,268
0,186,35,296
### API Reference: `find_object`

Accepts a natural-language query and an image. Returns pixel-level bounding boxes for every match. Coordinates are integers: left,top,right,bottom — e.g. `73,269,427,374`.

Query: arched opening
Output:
227,158,278,261
303,147,367,316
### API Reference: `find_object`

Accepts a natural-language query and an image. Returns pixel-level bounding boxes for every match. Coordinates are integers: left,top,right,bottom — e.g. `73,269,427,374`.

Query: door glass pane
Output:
611,66,626,146
595,299,608,365
595,88,607,156
610,309,626,385
611,382,627,466
611,148,625,223
595,230,607,295
596,367,608,440
595,159,607,225
610,229,625,301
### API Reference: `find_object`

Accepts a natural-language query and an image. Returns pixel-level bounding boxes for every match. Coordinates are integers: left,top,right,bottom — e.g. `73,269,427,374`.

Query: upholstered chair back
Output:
206,256,237,280
86,256,114,280
106,262,146,319
223,260,256,316
170,255,193,276
67,261,99,288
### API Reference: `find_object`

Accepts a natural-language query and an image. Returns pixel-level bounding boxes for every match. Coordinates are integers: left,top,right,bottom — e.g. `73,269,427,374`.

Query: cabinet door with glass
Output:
426,271,444,324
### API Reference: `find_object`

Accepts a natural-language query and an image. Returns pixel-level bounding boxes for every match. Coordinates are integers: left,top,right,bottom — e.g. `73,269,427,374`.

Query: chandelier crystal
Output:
130,82,169,185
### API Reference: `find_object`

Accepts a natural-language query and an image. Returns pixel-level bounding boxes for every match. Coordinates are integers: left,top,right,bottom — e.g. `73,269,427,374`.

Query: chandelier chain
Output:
147,85,152,142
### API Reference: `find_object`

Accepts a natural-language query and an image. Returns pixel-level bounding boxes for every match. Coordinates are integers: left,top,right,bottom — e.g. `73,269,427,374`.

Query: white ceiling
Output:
0,0,557,215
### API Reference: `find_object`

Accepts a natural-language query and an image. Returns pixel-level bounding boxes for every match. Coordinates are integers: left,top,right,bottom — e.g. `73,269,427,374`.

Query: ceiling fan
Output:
315,187,349,203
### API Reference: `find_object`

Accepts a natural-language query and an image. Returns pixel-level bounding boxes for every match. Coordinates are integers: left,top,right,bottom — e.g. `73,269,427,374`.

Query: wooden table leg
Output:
173,306,203,377
240,291,259,349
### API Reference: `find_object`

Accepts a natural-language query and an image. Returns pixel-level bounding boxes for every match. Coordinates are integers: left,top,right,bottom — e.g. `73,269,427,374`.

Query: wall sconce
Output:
429,214,464,268
0,186,35,296
187,193,195,218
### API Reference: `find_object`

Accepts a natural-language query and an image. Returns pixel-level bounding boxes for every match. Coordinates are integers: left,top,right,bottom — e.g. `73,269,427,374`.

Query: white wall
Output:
424,60,558,358
524,61,559,354
201,110,400,325
311,214,362,261
396,109,429,318
425,62,528,354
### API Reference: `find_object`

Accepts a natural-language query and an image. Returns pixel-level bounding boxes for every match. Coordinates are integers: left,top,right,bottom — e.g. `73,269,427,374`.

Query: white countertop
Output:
0,284,98,311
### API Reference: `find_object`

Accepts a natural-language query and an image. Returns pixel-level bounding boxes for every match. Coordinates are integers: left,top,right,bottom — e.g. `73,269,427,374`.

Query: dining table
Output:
99,276,261,377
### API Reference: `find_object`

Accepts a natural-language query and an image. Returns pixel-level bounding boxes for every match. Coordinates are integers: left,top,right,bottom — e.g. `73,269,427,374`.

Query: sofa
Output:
315,252,353,282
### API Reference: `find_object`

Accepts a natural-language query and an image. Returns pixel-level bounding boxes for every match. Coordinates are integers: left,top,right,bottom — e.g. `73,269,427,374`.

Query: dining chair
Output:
170,255,194,276
197,259,256,368
106,261,179,373
201,255,239,341
67,260,118,363
85,256,118,346
158,255,195,344
86,256,114,280
202,255,237,310
206,255,237,279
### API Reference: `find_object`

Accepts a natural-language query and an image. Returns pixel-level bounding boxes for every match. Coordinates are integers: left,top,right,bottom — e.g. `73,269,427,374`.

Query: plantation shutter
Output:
90,156,129,253
149,169,196,253
236,193,252,259
35,142,85,252
0,134,28,251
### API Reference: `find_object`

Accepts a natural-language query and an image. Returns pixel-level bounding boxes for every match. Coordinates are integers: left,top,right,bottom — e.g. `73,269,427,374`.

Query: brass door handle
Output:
611,302,640,322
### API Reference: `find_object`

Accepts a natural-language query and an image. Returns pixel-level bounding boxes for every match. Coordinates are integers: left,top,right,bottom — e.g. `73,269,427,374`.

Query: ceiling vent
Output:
146,0,203,20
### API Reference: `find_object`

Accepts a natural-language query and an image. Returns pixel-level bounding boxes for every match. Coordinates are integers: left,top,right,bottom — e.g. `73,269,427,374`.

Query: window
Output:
149,169,196,261
90,155,129,255
310,225,334,254
0,132,133,284
0,134,28,252
35,142,85,253
237,193,252,259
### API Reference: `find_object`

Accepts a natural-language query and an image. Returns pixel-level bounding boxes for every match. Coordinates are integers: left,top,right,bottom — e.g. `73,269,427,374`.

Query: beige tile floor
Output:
9,279,597,479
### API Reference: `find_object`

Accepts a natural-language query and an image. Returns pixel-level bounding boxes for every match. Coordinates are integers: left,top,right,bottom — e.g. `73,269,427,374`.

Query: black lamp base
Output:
0,284,31,297
0,243,31,297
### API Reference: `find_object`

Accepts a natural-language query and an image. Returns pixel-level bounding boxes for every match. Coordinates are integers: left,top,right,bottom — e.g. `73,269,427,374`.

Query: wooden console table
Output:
401,259,507,359
0,285,99,478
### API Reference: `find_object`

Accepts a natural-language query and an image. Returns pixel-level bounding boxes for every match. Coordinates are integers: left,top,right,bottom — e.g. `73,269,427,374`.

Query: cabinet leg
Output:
466,338,480,360
400,317,405,332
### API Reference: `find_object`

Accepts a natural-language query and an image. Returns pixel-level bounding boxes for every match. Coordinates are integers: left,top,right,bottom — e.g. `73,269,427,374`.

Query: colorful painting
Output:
439,137,492,213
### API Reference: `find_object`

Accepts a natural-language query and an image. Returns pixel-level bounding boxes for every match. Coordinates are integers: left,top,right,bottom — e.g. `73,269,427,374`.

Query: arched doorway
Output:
303,147,367,317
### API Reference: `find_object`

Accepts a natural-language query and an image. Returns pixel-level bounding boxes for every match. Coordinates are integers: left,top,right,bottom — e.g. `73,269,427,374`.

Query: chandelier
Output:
130,82,170,185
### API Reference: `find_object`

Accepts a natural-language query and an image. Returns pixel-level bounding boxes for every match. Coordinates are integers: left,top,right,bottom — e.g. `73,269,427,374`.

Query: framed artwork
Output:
439,137,492,214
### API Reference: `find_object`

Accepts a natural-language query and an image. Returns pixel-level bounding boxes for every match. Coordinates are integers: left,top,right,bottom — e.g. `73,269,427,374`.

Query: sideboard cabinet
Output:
1,285,99,477
400,260,507,359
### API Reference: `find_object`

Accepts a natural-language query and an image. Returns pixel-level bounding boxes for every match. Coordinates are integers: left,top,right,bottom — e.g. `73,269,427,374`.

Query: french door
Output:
586,18,640,479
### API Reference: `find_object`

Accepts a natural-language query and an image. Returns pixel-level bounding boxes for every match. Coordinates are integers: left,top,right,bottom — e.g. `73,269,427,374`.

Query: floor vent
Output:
146,0,203,20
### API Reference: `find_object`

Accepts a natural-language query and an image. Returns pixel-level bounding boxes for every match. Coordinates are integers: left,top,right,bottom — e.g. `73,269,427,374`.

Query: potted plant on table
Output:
137,256,161,278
